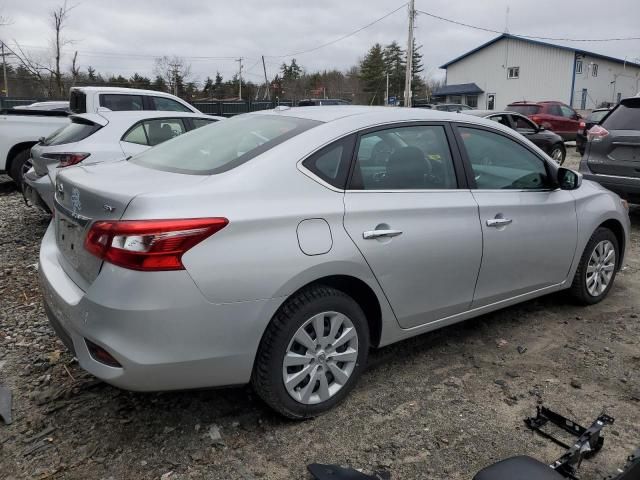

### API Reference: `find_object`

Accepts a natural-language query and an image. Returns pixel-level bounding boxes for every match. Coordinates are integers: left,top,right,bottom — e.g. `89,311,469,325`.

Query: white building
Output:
436,34,640,111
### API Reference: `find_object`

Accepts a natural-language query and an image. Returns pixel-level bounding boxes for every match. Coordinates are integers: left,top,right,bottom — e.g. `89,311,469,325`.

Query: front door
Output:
455,125,578,306
343,123,483,328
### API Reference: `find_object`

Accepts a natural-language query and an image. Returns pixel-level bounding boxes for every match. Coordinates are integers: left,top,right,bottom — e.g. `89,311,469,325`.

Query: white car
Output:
14,101,70,112
2,86,201,186
23,110,222,212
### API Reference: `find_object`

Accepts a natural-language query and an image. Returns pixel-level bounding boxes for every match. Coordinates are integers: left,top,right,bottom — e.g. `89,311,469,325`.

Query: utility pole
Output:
262,55,269,100
1,41,9,97
236,57,243,100
403,0,415,108
385,72,389,106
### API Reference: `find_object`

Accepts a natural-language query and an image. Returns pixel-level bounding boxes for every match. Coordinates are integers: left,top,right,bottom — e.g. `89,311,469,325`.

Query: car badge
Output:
103,204,115,213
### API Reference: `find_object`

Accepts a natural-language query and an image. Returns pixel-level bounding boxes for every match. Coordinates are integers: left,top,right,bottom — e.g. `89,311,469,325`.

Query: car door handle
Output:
486,218,513,227
362,229,403,240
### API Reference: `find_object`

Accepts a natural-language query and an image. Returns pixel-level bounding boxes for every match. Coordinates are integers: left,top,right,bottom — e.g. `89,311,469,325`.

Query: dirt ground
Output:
1,149,638,480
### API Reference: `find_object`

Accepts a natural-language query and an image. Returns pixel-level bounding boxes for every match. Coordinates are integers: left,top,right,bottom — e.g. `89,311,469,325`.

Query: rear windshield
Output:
42,118,102,146
602,99,640,130
69,90,87,114
129,114,321,175
508,105,541,115
588,110,609,123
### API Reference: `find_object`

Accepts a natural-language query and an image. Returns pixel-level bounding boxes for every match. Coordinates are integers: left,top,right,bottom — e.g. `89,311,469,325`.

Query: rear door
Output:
586,98,640,179
454,125,577,306
343,123,483,328
559,105,580,140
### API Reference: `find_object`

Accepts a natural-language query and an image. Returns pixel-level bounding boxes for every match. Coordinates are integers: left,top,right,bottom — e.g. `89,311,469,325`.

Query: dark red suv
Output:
507,101,582,141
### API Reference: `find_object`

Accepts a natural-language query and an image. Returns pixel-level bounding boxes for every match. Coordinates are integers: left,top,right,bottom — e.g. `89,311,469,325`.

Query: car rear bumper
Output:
581,172,640,203
39,222,281,392
23,168,54,213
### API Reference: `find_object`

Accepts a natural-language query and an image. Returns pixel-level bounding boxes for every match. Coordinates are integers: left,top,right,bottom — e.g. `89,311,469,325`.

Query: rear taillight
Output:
587,125,609,142
84,218,228,271
579,121,586,129
531,115,542,124
43,152,91,168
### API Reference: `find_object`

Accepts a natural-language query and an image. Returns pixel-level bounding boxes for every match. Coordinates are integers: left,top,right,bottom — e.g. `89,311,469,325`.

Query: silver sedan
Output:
40,106,630,418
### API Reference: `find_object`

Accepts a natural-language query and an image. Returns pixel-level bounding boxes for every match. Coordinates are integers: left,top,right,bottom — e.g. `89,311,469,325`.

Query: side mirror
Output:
537,125,545,131
557,167,582,190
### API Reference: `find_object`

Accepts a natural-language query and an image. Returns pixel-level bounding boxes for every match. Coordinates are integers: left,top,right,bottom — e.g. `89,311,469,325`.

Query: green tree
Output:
281,58,302,81
410,39,425,97
383,41,405,102
129,73,151,90
151,75,167,92
359,43,386,105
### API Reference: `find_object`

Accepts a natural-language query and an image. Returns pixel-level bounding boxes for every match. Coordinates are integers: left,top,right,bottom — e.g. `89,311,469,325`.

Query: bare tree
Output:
153,56,191,96
51,1,75,96
70,50,79,86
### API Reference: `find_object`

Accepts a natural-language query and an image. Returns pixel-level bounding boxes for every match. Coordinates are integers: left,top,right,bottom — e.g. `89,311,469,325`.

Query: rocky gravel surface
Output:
0,150,639,479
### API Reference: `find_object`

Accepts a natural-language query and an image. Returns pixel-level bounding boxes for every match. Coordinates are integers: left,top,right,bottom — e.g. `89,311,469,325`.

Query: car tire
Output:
550,144,566,165
8,148,32,187
570,227,619,305
252,285,370,419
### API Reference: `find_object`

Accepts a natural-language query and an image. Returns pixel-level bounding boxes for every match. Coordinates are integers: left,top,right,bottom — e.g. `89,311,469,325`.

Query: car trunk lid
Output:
53,161,209,289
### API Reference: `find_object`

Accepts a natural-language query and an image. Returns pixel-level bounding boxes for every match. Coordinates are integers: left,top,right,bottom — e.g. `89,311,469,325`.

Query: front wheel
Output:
8,148,32,187
570,227,619,305
252,285,370,419
550,144,566,165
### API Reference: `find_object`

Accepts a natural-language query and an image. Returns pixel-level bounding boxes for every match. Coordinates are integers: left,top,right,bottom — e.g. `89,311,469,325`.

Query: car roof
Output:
71,86,187,98
251,105,475,123
69,111,221,126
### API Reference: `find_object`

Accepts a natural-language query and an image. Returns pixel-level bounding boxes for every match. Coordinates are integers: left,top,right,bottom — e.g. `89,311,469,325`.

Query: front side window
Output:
350,125,457,190
459,127,550,190
488,114,511,128
151,96,192,112
513,115,537,132
560,105,576,118
100,94,143,111
507,66,520,79
130,114,321,175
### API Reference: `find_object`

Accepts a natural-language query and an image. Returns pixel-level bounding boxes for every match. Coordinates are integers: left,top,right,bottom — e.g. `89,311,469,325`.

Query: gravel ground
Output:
1,149,639,480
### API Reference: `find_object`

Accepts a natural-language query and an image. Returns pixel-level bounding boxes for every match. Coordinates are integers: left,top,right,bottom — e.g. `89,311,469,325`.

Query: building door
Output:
581,89,587,109
487,94,496,110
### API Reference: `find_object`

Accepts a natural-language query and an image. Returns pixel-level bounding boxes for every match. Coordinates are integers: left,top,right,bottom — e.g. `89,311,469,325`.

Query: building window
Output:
507,66,519,79
487,94,496,110
465,95,478,108
449,95,462,104
592,64,598,77
575,60,583,74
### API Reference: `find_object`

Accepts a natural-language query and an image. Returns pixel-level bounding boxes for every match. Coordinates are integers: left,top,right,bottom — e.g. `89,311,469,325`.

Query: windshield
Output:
130,114,321,175
42,118,102,146
508,105,541,115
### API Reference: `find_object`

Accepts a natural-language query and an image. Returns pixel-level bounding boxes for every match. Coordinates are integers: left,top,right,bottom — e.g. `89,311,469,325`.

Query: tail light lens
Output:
85,218,228,271
579,121,586,129
531,115,542,124
43,152,91,168
587,125,609,142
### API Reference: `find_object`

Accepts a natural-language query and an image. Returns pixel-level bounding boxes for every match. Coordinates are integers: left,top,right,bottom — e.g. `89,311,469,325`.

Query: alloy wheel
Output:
282,311,358,405
586,240,616,297
551,147,564,165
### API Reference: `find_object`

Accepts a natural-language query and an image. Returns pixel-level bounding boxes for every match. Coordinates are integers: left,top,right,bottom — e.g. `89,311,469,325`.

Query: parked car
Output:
507,101,582,141
576,108,611,155
40,106,629,419
23,111,222,212
467,110,566,164
13,101,70,112
1,87,201,187
579,96,640,203
298,99,351,106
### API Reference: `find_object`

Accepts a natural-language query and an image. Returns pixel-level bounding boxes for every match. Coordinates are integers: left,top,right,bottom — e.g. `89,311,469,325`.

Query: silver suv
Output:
40,106,630,418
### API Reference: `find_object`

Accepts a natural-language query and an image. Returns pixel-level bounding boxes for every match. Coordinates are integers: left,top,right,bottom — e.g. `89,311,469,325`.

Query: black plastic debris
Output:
308,463,390,480
0,384,12,425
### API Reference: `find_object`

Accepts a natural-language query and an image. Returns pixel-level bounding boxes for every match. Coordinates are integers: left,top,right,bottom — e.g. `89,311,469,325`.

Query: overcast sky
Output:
1,0,639,86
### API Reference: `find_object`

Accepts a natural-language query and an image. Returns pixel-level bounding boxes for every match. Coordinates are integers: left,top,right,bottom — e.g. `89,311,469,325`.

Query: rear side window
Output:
122,118,187,146
151,96,192,112
191,118,218,129
130,114,321,175
350,125,457,190
508,105,541,115
100,94,143,111
302,136,355,188
602,100,640,130
69,91,87,113
42,119,101,146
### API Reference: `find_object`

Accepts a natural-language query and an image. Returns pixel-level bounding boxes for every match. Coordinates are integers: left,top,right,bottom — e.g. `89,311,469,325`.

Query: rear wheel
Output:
8,148,32,187
252,285,369,419
550,144,566,165
570,227,619,304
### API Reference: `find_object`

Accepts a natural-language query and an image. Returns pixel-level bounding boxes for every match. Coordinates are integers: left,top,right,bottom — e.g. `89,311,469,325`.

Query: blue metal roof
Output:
439,33,640,69
432,83,484,96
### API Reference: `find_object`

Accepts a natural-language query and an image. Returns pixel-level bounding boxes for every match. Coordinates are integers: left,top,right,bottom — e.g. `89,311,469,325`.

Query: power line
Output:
265,2,407,58
416,9,640,42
